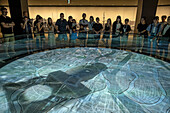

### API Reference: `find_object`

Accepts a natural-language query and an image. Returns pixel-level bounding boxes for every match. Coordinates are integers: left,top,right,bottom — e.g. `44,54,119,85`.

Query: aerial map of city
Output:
0,48,169,113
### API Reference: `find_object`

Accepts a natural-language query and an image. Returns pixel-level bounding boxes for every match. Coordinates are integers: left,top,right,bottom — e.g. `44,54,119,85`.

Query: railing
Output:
0,32,169,67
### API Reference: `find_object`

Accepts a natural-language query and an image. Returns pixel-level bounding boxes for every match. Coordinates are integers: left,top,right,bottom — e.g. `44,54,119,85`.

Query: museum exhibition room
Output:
0,0,170,113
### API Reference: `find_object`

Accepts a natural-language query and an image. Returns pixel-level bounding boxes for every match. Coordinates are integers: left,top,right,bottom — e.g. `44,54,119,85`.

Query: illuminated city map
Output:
0,48,169,113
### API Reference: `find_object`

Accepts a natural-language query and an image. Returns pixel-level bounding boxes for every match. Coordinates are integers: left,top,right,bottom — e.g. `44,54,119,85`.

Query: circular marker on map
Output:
24,85,52,102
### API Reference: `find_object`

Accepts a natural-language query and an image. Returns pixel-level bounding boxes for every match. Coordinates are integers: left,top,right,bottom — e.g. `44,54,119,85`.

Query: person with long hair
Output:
111,16,123,49
47,17,56,48
102,18,111,48
33,15,41,38
136,17,148,53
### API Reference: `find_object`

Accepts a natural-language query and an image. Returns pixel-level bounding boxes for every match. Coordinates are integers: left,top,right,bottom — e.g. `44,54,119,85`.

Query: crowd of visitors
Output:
0,7,170,60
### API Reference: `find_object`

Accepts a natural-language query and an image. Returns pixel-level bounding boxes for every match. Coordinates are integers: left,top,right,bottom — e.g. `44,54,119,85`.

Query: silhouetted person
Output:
68,16,73,34
67,16,73,45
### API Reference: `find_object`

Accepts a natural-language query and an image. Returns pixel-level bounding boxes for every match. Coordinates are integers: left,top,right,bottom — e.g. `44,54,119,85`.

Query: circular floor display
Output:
0,48,169,113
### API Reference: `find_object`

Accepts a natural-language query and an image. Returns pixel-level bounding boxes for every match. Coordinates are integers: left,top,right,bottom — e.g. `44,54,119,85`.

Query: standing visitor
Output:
0,7,15,57
111,16,123,49
79,13,88,45
55,13,69,47
21,16,33,53
37,16,46,50
136,17,148,53
158,16,170,61
93,17,103,47
87,16,95,45
102,18,111,48
121,18,131,50
47,17,56,48
146,16,161,57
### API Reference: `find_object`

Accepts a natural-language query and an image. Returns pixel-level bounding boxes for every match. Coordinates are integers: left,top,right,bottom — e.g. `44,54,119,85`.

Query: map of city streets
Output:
0,48,169,113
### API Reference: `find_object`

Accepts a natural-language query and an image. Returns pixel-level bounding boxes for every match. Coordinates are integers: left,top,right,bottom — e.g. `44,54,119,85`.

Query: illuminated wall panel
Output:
29,7,137,25
156,6,170,18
